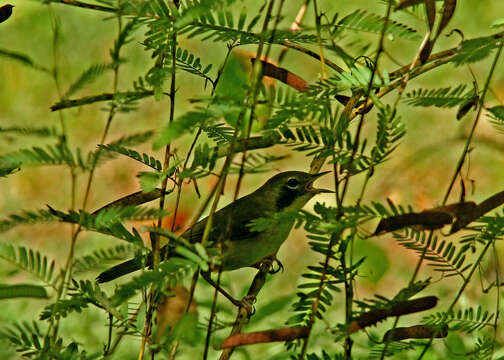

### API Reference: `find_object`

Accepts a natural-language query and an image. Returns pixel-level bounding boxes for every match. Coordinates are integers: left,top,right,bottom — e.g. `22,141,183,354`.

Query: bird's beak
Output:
307,171,334,194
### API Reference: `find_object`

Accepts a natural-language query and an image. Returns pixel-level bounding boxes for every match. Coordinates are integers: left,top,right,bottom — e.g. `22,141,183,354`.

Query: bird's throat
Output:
276,186,314,212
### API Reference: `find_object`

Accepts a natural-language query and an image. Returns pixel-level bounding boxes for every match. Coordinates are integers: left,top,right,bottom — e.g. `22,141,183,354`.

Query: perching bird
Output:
0,4,13,24
97,171,331,283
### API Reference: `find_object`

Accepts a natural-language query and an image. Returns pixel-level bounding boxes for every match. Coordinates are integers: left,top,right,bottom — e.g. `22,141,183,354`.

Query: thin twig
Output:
140,4,179,359
278,0,310,64
218,1,281,358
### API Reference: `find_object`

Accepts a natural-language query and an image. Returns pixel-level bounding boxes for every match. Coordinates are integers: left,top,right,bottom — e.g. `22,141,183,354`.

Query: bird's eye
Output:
287,178,299,188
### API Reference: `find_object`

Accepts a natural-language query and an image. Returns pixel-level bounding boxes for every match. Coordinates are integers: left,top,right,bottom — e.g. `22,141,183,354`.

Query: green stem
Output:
141,7,179,360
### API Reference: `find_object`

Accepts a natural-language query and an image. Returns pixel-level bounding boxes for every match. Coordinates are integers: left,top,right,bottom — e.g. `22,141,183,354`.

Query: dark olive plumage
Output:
97,171,331,283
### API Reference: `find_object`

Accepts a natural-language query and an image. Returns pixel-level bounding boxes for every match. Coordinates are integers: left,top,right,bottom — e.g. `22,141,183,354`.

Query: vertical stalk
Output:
215,2,281,359
139,5,178,359
298,2,393,359
312,0,327,80
47,5,124,345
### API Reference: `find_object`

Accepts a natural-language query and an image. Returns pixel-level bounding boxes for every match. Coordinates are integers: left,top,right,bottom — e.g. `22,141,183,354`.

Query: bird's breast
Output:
220,218,295,271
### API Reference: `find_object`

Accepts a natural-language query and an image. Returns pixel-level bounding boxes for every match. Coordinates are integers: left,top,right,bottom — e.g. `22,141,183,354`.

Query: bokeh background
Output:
1,0,504,358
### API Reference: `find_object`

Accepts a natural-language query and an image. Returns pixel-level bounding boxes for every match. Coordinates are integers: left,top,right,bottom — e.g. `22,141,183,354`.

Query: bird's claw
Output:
268,258,284,274
236,295,256,316
259,256,284,274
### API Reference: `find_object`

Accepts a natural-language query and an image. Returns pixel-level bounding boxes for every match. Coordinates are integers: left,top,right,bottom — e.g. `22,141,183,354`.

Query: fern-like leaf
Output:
48,206,167,245
64,63,112,99
0,244,56,285
202,123,234,144
179,8,317,45
310,66,390,94
73,244,136,273
0,48,51,73
393,230,472,280
110,19,139,65
0,126,59,138
405,85,473,108
0,209,57,233
368,337,419,359
451,36,502,66
422,306,495,333
171,47,214,84
487,105,504,134
371,105,406,164
88,130,155,168
0,321,48,356
98,144,162,171
41,279,123,320
332,10,420,40
265,86,331,129
470,336,493,360
40,297,91,321
0,143,90,172
110,257,197,306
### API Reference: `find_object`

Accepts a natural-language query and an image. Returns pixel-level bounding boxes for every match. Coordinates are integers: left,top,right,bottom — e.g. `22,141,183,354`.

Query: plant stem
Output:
140,6,179,359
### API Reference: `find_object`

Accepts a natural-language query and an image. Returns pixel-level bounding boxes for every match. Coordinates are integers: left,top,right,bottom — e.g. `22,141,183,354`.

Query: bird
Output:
0,4,13,24
97,171,332,284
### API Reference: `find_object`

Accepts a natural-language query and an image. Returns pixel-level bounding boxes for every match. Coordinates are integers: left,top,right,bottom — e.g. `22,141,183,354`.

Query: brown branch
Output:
221,326,310,348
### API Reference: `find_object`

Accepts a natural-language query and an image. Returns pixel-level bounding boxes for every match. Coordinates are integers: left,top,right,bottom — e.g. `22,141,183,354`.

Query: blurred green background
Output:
1,0,504,359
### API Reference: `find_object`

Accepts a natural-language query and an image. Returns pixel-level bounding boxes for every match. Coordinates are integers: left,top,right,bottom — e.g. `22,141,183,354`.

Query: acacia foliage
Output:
0,1,504,359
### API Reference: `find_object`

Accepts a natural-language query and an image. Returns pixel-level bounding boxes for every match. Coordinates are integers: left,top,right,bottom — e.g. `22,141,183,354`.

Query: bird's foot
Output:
269,258,284,274
259,255,284,274
231,295,256,316
201,271,255,314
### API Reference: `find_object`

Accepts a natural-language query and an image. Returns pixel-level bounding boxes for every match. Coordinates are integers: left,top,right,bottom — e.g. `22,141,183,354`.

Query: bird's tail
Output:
96,246,174,283
96,257,145,283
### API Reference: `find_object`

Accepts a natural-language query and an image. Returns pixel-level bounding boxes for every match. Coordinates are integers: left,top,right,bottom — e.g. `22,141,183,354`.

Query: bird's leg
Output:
252,254,284,274
200,271,256,315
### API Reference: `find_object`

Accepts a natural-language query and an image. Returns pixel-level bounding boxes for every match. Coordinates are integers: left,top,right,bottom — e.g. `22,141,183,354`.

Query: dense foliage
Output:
1,0,504,359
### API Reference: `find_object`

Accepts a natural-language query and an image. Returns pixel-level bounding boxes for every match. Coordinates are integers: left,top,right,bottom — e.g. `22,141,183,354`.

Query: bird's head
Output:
258,171,333,212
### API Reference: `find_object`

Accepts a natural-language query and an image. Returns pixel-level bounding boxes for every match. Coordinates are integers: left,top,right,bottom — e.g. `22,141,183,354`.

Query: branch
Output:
50,90,154,111
219,262,271,360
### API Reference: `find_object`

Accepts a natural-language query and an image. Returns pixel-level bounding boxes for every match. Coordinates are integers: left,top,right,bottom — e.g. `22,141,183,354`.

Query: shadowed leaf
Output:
395,0,426,11
436,0,457,39
425,0,436,32
383,324,448,342
456,95,478,120
0,284,48,299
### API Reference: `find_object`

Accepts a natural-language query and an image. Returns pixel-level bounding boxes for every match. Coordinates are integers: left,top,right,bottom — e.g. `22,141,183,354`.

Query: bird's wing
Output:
181,194,265,244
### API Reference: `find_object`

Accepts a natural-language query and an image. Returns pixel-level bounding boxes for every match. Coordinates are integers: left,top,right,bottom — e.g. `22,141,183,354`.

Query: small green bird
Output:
97,171,331,283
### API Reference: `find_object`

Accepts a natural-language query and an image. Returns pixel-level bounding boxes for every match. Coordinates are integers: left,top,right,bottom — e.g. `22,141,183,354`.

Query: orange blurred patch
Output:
156,285,197,341
234,50,308,92
234,50,278,89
